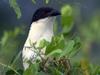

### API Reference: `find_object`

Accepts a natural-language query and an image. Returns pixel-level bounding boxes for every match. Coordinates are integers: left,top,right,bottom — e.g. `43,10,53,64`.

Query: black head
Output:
31,7,61,23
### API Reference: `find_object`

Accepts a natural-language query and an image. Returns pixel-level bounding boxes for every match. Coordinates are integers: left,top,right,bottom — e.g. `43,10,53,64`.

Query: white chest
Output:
22,17,55,70
24,17,54,46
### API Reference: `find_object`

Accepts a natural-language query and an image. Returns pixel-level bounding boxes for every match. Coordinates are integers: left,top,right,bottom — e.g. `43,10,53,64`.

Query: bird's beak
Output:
49,9,61,16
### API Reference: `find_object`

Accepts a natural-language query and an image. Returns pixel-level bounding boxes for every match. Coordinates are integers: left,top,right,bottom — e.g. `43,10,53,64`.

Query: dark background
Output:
0,0,100,29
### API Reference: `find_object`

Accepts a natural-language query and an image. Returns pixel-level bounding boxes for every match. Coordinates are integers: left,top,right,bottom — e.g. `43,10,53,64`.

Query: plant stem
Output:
0,62,20,75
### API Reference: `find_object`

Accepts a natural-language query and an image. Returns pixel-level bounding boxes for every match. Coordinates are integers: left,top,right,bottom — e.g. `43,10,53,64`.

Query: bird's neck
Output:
30,20,54,34
25,18,55,46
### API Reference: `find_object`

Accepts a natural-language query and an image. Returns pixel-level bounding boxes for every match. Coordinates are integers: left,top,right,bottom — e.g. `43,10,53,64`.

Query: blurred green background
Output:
0,0,100,74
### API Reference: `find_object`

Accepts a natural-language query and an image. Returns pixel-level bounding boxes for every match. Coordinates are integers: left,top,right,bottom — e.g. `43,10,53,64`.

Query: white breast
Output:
22,17,55,70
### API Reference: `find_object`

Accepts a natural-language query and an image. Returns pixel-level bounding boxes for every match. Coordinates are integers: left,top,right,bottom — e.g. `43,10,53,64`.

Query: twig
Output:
0,62,20,75
10,50,22,67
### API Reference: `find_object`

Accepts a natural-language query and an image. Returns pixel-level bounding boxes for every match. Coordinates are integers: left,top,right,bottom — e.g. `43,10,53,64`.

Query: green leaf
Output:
61,5,74,33
0,27,22,48
60,40,75,57
47,49,62,58
52,68,63,75
68,37,81,57
0,27,23,68
0,32,9,46
53,21,58,33
23,63,39,75
14,27,21,36
45,0,49,4
61,5,72,16
9,0,21,19
39,39,49,49
32,0,36,4
0,62,20,75
45,35,65,55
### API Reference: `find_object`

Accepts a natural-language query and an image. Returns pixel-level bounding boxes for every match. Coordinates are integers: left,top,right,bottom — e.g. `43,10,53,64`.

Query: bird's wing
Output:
22,46,42,70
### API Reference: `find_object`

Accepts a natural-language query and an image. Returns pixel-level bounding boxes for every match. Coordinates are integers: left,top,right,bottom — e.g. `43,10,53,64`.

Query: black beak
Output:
49,9,61,16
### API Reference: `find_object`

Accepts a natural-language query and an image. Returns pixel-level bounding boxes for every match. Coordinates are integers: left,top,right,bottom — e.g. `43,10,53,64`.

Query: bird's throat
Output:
24,17,55,47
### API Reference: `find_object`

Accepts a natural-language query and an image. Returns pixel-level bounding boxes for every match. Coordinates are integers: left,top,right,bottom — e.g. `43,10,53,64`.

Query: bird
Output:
22,7,61,70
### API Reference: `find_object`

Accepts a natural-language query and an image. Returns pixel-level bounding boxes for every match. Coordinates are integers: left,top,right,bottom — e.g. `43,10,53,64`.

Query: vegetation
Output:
0,0,100,75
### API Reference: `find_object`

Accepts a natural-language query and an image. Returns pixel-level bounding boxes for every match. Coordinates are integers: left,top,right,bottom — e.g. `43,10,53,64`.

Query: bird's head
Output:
31,7,61,23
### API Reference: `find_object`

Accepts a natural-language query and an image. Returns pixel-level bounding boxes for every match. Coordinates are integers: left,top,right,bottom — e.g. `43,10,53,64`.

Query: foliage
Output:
31,0,36,4
0,27,24,75
0,27,23,60
9,0,21,19
61,5,74,34
79,13,100,42
45,0,50,4
8,0,50,19
78,11,100,56
21,34,81,75
1,1,100,75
